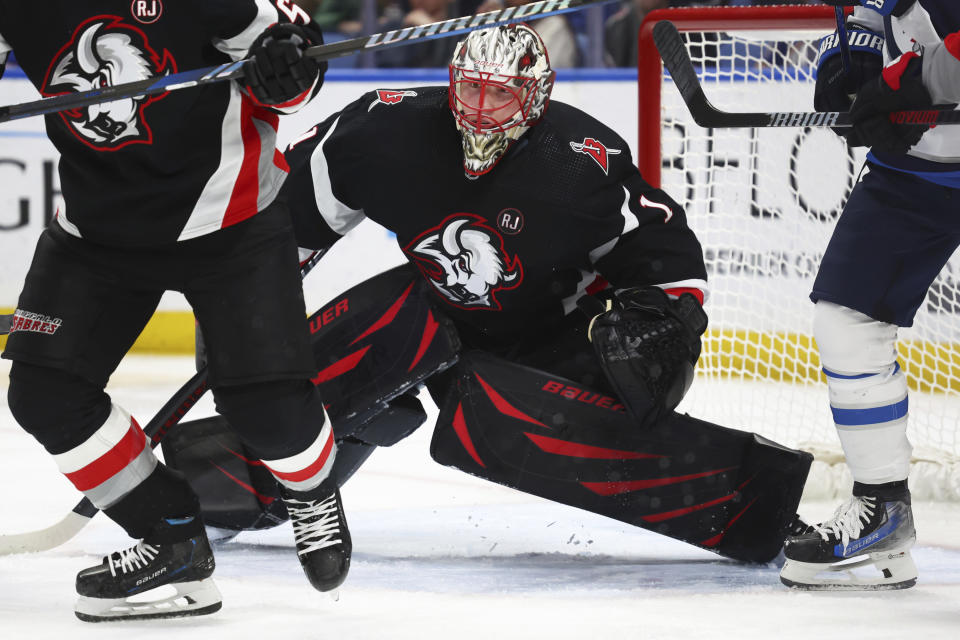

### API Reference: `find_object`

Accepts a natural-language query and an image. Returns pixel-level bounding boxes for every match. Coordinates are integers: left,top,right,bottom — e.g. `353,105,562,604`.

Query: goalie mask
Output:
449,24,555,177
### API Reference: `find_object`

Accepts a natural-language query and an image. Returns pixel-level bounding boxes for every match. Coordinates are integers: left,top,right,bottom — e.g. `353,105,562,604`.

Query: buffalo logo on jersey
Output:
405,214,523,310
42,16,176,150
570,138,622,175
368,90,418,111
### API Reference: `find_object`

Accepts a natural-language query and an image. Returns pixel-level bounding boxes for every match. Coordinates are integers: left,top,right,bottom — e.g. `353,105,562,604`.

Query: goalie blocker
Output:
430,351,812,563
163,264,459,531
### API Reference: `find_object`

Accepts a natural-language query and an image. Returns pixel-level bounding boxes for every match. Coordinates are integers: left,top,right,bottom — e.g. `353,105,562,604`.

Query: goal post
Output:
637,6,960,501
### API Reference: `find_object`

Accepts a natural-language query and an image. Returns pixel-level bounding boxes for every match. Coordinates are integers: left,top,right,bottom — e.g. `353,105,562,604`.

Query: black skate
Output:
780,482,917,591
75,517,221,622
281,480,352,593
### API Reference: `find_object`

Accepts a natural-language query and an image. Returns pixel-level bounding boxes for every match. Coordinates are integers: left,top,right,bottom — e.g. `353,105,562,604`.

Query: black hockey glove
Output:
582,287,708,428
848,51,934,155
244,23,320,106
814,25,884,144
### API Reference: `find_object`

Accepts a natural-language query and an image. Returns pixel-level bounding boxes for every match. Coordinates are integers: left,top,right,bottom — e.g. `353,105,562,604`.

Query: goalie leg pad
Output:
430,352,811,563
163,394,428,531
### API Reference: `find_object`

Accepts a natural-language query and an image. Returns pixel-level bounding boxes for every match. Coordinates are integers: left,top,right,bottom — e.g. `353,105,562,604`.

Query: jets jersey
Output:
850,0,960,185
281,87,707,351
0,0,324,246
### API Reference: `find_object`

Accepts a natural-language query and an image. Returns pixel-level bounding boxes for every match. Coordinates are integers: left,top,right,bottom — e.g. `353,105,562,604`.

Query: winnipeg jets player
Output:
782,0,960,590
0,0,349,621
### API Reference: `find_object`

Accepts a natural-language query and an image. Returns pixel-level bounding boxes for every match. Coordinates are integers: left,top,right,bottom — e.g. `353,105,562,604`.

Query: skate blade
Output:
329,589,340,603
75,578,222,622
780,550,918,591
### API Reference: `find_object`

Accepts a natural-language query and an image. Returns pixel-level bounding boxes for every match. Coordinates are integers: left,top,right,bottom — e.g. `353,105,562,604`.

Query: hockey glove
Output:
820,0,908,16
814,26,884,144
244,23,320,106
583,287,707,428
848,50,934,155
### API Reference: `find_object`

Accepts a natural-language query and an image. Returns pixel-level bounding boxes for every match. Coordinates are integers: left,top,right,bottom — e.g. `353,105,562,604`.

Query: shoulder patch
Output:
569,137,622,175
368,89,418,111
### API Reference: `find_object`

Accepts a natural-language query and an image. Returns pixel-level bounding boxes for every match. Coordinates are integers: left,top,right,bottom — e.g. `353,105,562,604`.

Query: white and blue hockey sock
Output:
814,301,912,484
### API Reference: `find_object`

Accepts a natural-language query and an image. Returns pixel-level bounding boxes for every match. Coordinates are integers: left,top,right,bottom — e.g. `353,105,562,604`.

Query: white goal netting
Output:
650,14,960,500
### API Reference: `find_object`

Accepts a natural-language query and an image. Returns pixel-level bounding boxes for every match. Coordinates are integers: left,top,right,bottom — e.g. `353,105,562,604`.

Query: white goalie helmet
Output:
449,23,555,177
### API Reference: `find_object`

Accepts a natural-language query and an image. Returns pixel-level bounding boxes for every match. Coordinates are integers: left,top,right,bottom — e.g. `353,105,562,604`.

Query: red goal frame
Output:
636,5,840,188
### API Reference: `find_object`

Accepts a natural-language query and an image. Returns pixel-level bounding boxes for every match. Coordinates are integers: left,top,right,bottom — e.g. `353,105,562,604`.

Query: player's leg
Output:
184,201,348,593
781,165,960,590
3,226,219,621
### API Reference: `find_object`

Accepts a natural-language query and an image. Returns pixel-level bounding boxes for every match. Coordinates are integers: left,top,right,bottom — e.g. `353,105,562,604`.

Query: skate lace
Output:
107,542,160,577
812,496,875,547
286,494,341,555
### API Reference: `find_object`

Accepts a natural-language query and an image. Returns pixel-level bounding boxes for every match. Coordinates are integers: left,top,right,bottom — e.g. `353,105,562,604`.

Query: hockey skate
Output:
281,480,352,594
780,482,917,591
75,517,220,622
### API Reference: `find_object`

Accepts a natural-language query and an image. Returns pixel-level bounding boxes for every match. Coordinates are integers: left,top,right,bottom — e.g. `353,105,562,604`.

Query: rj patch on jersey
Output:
570,137,622,175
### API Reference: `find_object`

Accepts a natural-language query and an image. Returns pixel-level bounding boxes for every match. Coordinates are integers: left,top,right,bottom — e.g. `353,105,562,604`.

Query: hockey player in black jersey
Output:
0,1,349,621
782,0,960,591
166,24,813,569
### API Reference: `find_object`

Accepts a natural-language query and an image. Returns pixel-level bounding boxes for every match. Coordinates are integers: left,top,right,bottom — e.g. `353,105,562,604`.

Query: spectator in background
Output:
474,0,582,67
604,0,668,68
377,0,461,67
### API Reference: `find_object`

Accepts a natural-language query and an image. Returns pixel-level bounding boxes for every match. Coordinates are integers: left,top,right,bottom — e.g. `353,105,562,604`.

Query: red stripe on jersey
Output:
246,84,313,110
265,428,334,483
585,275,609,296
273,147,289,172
221,97,262,229
946,31,960,61
663,287,704,305
64,419,148,491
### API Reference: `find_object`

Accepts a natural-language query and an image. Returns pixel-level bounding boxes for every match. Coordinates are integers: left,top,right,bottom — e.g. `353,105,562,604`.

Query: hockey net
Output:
638,6,960,501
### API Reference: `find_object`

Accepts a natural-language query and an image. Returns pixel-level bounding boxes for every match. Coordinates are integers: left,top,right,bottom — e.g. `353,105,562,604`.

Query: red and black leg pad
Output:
306,263,460,426
162,264,457,531
429,351,812,563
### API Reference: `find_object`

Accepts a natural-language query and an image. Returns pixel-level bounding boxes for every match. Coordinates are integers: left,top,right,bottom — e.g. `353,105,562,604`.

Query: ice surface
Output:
1,356,959,639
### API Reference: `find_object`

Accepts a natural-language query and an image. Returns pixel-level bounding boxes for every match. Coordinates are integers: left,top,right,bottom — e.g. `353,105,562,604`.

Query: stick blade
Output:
0,511,91,555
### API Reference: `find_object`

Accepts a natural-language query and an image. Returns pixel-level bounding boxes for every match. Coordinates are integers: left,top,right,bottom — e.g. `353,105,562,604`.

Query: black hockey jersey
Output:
0,1,324,246
281,87,707,350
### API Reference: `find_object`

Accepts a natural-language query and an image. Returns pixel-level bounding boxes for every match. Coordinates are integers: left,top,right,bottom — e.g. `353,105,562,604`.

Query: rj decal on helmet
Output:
449,23,555,177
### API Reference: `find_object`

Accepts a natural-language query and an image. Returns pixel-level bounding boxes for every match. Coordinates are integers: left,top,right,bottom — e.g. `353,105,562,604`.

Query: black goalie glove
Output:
582,287,708,428
848,50,934,155
244,23,320,106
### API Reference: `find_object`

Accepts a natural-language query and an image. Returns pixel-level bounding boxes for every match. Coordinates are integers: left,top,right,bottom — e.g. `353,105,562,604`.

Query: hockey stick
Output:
652,20,960,129
0,313,10,336
0,0,614,124
0,249,326,554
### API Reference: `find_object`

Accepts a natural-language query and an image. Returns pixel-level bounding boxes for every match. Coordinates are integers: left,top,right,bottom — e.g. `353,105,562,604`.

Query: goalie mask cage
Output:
638,5,960,501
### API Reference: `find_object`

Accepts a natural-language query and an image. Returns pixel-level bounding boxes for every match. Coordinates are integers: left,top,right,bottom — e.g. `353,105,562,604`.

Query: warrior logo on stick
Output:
405,214,523,310
42,16,176,150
